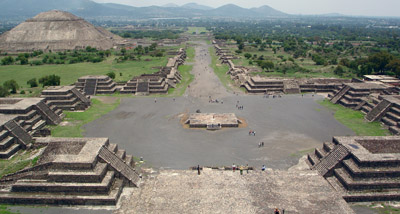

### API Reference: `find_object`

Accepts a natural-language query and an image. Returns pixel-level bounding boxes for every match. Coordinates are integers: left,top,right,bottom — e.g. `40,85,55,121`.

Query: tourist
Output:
274,208,280,214
239,166,244,175
246,164,249,173
232,163,236,172
154,98,157,103
197,165,201,175
258,142,261,148
262,165,266,171
262,142,264,147
249,130,252,136
253,131,256,136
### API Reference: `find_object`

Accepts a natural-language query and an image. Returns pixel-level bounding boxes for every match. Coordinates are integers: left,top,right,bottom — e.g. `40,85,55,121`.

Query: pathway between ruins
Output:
184,40,231,101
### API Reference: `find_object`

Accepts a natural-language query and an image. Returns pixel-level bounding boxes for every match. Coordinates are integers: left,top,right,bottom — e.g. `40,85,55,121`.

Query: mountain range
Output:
0,0,288,20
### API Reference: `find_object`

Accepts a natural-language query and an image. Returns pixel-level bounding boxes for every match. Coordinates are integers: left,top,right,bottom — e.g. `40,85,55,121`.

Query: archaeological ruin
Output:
0,137,140,205
307,136,400,202
75,75,117,96
185,113,241,129
41,86,91,111
0,10,124,53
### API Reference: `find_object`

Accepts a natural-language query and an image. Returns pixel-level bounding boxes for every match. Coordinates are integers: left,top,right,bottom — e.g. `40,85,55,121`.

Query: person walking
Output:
240,166,243,175
232,163,236,172
262,165,266,171
197,165,201,175
246,164,249,174
274,208,280,214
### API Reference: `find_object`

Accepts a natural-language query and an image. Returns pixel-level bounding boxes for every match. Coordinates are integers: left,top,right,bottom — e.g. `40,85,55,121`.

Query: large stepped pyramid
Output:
0,10,124,53
41,86,91,111
307,136,400,202
0,137,140,205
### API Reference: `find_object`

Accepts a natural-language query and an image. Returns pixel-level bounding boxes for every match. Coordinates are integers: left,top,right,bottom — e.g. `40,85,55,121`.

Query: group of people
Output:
274,208,285,214
258,142,264,147
232,163,249,175
249,130,256,136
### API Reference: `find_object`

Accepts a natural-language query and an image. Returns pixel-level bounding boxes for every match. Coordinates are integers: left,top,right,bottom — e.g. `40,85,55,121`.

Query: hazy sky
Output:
92,0,400,17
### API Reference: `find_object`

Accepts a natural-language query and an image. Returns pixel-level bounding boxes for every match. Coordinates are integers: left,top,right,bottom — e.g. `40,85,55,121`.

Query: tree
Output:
334,66,345,76
107,72,116,79
386,59,400,77
3,80,19,94
27,78,38,88
238,43,244,50
121,48,127,56
39,75,61,87
1,56,14,65
244,53,252,59
0,86,9,97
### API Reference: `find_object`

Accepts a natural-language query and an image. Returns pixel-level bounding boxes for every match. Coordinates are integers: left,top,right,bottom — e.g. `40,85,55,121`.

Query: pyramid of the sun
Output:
0,10,122,52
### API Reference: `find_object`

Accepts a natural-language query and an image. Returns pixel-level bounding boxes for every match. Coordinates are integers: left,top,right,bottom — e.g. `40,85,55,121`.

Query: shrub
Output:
27,78,38,88
39,75,61,87
0,86,9,97
3,79,19,94
107,72,116,79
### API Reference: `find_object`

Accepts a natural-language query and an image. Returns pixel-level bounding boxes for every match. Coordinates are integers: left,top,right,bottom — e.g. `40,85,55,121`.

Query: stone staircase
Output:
36,101,62,125
99,145,140,187
365,99,392,122
309,144,350,177
4,120,32,147
330,85,350,104
283,80,300,94
84,79,98,95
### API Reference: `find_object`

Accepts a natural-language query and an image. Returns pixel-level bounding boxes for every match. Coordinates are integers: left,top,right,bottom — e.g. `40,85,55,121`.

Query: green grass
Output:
168,65,194,96
318,100,390,136
209,47,233,91
0,150,40,179
50,98,120,137
186,46,195,63
0,56,167,90
186,27,208,34
0,205,20,214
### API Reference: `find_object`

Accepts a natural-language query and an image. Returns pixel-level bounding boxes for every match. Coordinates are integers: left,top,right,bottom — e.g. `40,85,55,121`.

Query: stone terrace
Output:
115,169,353,214
307,136,400,202
0,98,62,136
0,137,140,205
185,113,241,128
329,82,395,109
0,115,32,158
75,75,117,96
41,86,91,111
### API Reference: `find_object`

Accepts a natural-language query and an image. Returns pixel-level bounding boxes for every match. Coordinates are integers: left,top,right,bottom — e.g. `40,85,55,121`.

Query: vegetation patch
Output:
168,65,194,96
209,47,233,91
318,100,390,136
0,150,40,179
50,98,120,137
186,46,195,63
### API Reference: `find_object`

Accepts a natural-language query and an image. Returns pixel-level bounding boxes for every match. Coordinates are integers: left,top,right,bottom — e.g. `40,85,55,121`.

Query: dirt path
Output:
184,40,231,102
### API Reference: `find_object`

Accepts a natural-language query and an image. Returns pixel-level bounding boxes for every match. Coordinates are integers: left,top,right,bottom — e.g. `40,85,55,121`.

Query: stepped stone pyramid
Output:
307,136,400,202
0,98,63,158
328,82,396,108
75,75,117,96
0,137,140,205
41,86,91,111
0,115,32,158
0,10,123,53
121,48,186,95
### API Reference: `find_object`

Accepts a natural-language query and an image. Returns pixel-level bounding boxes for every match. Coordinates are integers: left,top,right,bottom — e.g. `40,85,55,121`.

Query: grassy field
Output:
209,47,233,91
318,100,390,136
0,150,40,179
50,98,120,137
186,46,195,63
0,56,167,88
186,27,208,34
167,64,194,96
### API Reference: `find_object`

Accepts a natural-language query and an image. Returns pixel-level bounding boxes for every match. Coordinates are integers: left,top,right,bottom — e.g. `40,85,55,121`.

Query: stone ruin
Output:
0,98,63,158
307,136,400,202
41,86,91,111
0,10,123,53
0,137,140,205
213,42,351,95
185,113,241,130
75,75,117,96
120,48,186,95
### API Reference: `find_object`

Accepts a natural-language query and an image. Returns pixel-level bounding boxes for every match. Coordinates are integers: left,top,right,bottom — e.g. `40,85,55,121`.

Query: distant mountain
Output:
251,5,287,17
162,3,179,8
0,0,289,20
182,3,213,11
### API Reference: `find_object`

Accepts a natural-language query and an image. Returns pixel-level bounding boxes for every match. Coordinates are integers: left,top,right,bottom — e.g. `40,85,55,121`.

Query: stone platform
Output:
0,137,140,206
115,168,353,214
41,85,91,111
185,113,241,128
307,136,400,202
75,75,117,96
